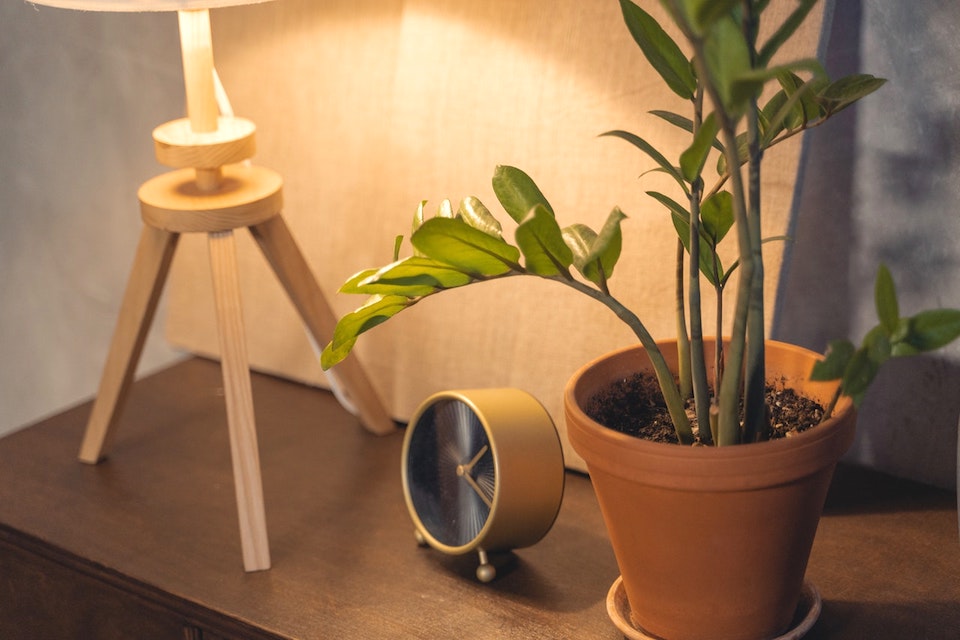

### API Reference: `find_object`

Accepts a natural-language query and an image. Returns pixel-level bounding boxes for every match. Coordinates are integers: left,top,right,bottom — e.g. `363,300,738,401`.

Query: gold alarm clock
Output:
401,389,565,582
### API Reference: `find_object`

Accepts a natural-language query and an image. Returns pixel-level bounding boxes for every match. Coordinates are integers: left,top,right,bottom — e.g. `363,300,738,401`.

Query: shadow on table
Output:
809,598,960,640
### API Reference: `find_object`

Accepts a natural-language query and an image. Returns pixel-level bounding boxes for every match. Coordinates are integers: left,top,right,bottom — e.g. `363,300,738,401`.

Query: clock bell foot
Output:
476,549,496,583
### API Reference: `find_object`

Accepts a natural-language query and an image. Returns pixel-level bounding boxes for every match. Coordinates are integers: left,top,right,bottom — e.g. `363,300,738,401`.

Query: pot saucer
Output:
605,577,822,640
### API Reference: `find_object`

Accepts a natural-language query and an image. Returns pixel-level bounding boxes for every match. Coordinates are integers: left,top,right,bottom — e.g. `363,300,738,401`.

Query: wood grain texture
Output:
208,230,271,572
79,225,180,464
1,360,957,639
138,165,283,233
249,215,396,435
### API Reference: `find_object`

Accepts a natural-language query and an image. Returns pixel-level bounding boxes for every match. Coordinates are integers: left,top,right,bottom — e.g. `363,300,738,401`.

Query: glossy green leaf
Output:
516,204,574,277
649,191,721,286
413,200,427,233
392,235,404,261
729,59,827,121
700,190,733,244
344,256,473,297
903,308,960,352
841,346,879,408
651,110,725,153
687,0,741,34
619,0,696,99
339,268,380,294
874,264,900,336
321,295,415,369
760,89,790,142
603,129,688,192
702,14,752,115
563,208,627,286
864,325,893,364
437,198,455,219
411,217,521,276
818,74,887,115
492,165,553,224
458,196,504,239
810,339,855,381
716,131,749,175
680,112,719,182
775,70,824,126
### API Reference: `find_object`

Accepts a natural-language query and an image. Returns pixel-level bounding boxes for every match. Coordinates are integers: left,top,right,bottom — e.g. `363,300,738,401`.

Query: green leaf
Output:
492,165,553,224
757,0,818,66
413,200,427,233
729,60,827,121
700,190,733,244
874,264,900,336
818,74,887,115
344,256,473,297
411,217,521,276
458,196,504,239
903,308,960,352
649,191,721,286
716,130,749,175
775,69,825,126
392,235,404,261
864,325,893,364
680,112,720,182
321,295,415,369
702,14,753,116
760,90,790,142
515,204,574,277
810,339,855,381
651,110,725,153
602,129,688,192
437,198,455,219
687,0,741,34
563,208,627,287
339,268,380,294
841,346,880,408
618,0,696,100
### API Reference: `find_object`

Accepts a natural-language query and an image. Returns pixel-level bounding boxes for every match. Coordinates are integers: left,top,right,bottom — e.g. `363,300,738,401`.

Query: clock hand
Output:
463,444,489,473
458,466,494,509
456,444,493,508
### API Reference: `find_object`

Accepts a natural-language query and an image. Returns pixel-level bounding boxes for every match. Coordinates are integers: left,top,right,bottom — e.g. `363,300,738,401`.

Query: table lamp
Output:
30,0,395,572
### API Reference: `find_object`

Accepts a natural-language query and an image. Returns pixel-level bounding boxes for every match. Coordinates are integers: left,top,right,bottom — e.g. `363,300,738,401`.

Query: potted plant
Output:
320,1,960,638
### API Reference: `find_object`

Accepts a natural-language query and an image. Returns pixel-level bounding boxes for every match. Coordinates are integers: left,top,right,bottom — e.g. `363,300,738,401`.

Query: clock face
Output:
404,398,497,550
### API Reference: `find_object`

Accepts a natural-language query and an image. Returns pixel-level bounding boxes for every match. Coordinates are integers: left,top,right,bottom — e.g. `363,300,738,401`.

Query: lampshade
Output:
29,0,273,11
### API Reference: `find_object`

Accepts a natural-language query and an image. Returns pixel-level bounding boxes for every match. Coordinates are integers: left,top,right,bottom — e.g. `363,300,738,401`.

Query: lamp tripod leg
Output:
79,226,180,465
249,215,395,435
207,229,271,572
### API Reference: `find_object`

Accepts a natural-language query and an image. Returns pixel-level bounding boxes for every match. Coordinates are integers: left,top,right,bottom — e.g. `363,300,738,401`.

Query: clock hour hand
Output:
456,444,493,508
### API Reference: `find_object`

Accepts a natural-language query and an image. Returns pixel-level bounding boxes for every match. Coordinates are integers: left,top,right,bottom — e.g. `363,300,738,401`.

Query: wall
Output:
776,0,960,489
2,1,957,489
0,3,185,437
162,0,818,472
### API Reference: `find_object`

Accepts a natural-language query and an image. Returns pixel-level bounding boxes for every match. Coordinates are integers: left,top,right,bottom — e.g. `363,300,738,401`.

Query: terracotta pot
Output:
565,339,856,640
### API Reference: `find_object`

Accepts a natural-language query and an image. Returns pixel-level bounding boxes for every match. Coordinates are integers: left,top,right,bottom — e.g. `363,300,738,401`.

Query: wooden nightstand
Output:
0,358,957,638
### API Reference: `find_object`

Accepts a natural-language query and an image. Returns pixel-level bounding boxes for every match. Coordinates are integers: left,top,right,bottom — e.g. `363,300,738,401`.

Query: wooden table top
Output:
0,358,957,639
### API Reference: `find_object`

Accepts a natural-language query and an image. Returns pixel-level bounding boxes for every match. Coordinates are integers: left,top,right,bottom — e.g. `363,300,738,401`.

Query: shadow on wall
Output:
775,0,960,489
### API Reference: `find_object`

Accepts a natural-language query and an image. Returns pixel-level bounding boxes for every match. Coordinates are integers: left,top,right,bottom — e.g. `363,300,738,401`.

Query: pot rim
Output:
564,339,857,490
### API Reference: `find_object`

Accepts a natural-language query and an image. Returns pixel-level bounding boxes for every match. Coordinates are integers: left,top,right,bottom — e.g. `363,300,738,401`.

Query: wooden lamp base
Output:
79,159,394,572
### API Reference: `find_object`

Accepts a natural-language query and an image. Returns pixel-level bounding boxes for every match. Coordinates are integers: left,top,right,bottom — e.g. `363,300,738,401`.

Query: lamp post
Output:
29,0,394,572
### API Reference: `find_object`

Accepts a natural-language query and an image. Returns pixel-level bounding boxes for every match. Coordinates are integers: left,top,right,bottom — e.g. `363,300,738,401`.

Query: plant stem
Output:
676,240,693,400
714,120,753,446
687,88,713,444
559,277,695,444
741,0,767,443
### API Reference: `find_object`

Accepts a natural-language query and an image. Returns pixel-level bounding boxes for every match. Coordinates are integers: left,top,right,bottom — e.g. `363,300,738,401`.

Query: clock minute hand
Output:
456,444,493,508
